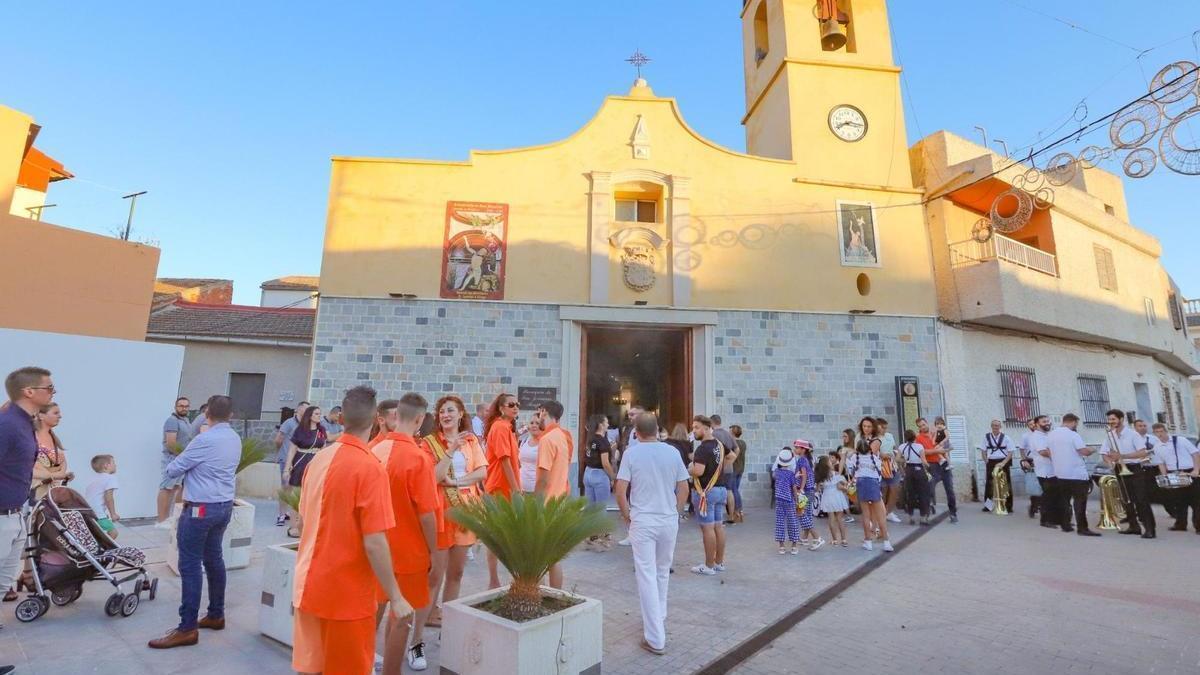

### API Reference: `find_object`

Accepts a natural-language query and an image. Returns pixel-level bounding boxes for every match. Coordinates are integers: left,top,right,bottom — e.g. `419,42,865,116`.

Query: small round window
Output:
856,273,871,296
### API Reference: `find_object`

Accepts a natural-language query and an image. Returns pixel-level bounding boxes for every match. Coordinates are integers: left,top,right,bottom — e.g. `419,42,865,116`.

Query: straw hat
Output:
792,439,812,450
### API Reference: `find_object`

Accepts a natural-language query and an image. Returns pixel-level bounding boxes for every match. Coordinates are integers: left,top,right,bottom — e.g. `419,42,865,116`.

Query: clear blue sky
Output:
6,2,1200,303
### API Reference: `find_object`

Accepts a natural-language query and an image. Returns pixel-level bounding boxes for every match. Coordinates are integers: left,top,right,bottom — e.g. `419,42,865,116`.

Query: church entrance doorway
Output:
580,324,692,440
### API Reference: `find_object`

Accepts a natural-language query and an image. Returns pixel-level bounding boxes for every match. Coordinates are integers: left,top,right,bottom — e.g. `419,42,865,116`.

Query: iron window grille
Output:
998,366,1041,423
1077,375,1110,427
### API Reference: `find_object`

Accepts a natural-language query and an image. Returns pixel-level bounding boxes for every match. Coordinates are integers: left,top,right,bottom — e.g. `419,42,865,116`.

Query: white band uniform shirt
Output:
1152,435,1199,472
1026,430,1054,478
1101,426,1145,465
984,432,1012,460
1046,427,1089,481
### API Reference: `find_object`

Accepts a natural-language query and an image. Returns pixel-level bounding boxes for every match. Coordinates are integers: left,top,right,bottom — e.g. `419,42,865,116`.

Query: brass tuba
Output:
1097,474,1126,530
991,464,1010,515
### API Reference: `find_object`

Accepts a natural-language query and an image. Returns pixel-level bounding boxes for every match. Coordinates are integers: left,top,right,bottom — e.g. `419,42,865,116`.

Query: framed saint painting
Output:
440,201,508,300
836,200,881,268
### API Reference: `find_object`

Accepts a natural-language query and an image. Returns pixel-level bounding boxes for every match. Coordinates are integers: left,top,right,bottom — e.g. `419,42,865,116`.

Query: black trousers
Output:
1117,465,1156,533
904,464,930,517
1038,476,1059,526
1166,477,1200,530
984,459,1013,512
1056,478,1091,531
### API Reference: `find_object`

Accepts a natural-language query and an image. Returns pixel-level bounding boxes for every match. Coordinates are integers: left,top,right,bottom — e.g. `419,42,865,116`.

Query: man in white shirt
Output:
1023,416,1057,528
1041,413,1100,536
1017,419,1040,519
614,412,689,657
980,419,1014,513
1100,409,1156,538
1149,422,1200,533
471,404,486,443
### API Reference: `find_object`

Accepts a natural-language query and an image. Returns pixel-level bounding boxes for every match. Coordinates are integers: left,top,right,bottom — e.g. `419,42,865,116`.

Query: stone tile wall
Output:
310,298,944,506
714,311,942,505
309,298,562,413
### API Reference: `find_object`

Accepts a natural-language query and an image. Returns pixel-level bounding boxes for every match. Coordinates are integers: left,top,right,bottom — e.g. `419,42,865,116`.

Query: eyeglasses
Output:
503,402,520,409
28,386,55,393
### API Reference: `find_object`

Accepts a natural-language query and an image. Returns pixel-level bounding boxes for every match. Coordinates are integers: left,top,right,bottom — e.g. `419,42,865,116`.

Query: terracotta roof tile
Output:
148,300,314,342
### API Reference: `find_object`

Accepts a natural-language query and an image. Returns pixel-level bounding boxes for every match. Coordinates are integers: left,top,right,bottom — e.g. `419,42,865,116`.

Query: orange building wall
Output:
0,213,159,340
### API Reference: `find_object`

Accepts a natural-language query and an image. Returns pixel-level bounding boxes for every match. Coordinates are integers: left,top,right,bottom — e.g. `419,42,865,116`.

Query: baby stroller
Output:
14,484,157,623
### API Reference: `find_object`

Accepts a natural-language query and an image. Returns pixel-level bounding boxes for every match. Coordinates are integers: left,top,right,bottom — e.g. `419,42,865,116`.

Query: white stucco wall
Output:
0,327,184,519
146,339,312,420
938,323,1195,493
260,289,316,309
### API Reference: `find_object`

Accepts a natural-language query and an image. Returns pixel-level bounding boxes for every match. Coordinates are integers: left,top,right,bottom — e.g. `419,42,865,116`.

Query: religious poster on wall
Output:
837,201,880,267
440,201,508,300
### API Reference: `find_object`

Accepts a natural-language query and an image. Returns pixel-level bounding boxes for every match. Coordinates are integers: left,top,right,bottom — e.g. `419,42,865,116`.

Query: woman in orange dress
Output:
420,395,487,629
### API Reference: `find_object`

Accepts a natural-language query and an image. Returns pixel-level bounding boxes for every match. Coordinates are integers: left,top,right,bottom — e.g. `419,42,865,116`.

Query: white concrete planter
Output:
258,542,298,647
441,585,602,675
165,498,256,575
235,460,282,500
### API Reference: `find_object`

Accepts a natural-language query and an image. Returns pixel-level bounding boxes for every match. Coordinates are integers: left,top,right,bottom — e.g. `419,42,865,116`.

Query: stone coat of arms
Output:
609,227,667,293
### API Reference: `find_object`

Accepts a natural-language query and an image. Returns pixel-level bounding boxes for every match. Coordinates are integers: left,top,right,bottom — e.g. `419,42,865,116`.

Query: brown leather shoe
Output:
198,615,225,630
148,628,198,649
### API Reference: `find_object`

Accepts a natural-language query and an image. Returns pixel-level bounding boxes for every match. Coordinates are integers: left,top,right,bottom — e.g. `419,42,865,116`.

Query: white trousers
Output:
629,516,678,651
0,511,26,596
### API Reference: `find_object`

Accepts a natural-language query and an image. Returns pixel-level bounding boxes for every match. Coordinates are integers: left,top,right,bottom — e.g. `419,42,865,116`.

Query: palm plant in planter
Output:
443,493,612,674
449,492,610,619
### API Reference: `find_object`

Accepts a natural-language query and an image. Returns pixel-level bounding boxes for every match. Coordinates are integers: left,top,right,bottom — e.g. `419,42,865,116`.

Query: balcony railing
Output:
1185,298,1200,317
949,234,1058,277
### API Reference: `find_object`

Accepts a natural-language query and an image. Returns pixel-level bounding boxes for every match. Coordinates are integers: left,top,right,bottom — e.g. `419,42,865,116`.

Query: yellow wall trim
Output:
331,156,471,166
793,175,924,195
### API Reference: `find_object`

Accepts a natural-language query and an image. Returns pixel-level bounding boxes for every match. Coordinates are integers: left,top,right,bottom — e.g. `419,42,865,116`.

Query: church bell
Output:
820,17,847,51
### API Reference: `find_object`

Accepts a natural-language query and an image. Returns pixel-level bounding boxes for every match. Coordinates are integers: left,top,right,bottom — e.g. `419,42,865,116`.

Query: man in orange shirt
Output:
483,392,520,589
535,400,573,589
372,394,439,673
292,386,411,675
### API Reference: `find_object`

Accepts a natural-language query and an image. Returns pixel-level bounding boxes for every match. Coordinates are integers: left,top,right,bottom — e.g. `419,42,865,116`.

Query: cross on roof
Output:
626,50,651,78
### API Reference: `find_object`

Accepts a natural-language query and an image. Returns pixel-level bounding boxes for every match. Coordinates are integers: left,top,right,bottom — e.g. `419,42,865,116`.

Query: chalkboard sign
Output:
518,386,558,410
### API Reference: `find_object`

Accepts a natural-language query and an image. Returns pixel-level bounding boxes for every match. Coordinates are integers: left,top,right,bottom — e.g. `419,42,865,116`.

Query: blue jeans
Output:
691,486,728,525
730,473,744,511
928,464,957,515
583,467,612,505
176,500,233,631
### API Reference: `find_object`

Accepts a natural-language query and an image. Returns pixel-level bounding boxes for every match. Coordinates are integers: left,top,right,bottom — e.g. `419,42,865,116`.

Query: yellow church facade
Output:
311,0,1194,503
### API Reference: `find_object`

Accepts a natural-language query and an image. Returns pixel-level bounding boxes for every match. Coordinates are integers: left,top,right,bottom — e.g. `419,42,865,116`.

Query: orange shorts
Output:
375,569,430,608
292,609,376,675
437,521,477,549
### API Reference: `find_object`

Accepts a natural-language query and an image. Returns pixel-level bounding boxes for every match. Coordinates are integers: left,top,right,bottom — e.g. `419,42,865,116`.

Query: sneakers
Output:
275,515,286,527
690,564,717,576
778,546,787,555
882,540,894,552
886,513,902,523
949,513,959,523
407,642,427,671
154,520,173,531
618,538,632,547
843,516,855,524
809,537,825,551
790,546,799,555
862,540,873,551
713,563,726,572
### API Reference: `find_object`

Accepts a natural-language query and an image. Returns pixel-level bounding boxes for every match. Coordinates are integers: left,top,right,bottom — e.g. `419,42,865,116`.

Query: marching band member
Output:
1018,418,1043,520
1101,409,1156,538
1149,423,1200,533
1026,416,1057,528
979,419,1013,514
1041,413,1100,537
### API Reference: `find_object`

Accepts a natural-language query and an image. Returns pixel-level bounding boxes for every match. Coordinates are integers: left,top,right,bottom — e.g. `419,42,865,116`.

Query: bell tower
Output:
740,0,913,189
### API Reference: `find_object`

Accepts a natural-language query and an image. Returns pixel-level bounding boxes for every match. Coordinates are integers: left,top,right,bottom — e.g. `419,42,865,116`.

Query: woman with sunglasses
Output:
482,392,521,588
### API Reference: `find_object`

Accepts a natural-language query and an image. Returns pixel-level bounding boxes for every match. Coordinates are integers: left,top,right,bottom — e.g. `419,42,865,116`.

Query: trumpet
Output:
991,464,1010,516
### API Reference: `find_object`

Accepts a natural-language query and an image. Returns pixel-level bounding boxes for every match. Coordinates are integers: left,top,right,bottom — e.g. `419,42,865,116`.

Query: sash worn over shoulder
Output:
692,441,725,516
424,434,463,508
